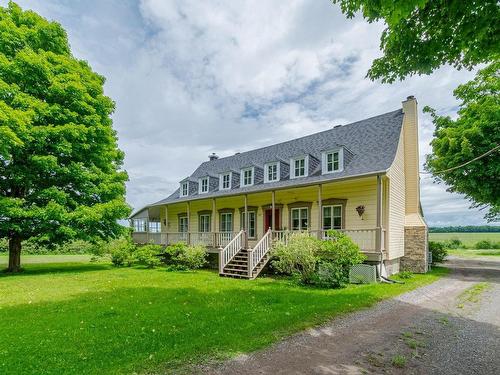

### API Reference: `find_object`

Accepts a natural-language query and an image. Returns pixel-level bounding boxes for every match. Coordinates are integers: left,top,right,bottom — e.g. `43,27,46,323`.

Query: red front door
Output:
264,209,280,231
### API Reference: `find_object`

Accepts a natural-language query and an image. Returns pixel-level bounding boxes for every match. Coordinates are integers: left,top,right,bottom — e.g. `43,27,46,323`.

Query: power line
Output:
420,144,500,175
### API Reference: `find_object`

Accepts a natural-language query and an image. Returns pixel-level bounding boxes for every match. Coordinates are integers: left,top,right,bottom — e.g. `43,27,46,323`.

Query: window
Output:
291,156,308,178
133,219,146,232
199,214,211,232
323,205,342,230
241,211,256,238
148,221,161,233
322,149,343,174
179,216,188,233
220,172,231,190
199,177,209,194
291,208,308,230
264,162,279,183
180,182,189,197
220,212,233,232
241,167,254,186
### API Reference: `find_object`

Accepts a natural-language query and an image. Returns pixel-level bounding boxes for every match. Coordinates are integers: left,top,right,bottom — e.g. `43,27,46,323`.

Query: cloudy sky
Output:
5,0,492,226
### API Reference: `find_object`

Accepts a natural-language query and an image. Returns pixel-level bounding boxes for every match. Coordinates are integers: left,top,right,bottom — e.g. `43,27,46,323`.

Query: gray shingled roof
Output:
149,108,404,207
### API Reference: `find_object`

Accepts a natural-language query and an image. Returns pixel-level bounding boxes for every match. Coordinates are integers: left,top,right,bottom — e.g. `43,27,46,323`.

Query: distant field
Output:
429,232,500,246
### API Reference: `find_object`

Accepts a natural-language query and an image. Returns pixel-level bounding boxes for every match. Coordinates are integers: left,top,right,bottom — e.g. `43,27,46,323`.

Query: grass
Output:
457,282,491,308
0,259,448,375
391,354,407,368
429,232,500,247
448,249,500,258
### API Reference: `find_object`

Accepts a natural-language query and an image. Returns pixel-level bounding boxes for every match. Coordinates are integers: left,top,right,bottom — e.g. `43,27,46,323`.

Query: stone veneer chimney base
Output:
401,226,428,273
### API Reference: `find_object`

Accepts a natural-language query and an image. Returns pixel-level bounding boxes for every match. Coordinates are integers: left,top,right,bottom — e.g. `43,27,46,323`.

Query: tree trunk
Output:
8,235,22,273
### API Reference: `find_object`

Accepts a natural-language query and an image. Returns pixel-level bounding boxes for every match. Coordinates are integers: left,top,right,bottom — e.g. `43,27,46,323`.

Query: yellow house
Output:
130,96,428,278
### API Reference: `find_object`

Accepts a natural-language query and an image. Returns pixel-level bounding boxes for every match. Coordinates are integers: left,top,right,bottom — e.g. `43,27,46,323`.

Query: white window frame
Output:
199,214,211,232
220,212,233,232
180,181,189,197
199,177,209,194
219,172,232,190
241,167,254,187
290,156,309,179
178,215,188,233
241,211,256,239
322,204,343,230
133,219,147,232
291,207,309,231
264,162,280,183
322,148,344,174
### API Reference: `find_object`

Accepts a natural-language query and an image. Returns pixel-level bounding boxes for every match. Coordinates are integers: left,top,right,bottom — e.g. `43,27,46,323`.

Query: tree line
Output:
429,226,500,233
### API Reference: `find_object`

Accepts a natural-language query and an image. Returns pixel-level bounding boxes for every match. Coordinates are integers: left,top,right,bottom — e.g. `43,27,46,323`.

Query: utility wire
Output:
420,144,500,175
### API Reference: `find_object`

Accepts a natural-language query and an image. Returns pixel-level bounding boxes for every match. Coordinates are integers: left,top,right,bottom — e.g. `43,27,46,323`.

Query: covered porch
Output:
131,175,388,259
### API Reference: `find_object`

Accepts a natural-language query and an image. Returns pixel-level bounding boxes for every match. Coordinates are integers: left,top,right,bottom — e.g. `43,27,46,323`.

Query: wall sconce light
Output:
163,219,167,226
356,205,365,219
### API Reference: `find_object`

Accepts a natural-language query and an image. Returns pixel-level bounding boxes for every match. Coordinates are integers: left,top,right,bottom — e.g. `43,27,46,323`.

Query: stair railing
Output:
248,229,272,277
219,230,245,274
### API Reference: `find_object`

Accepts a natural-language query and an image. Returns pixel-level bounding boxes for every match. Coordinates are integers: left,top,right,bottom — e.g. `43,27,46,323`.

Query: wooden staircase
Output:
220,249,271,279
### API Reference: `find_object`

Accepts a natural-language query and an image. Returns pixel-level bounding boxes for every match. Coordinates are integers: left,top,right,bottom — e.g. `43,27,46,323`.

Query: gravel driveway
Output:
202,256,500,374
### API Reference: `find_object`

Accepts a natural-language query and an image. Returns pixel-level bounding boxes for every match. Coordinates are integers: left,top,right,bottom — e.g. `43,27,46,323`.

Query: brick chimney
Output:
208,153,219,161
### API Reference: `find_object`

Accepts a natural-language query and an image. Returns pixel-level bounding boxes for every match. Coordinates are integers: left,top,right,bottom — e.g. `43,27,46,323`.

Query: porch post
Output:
375,175,383,253
244,194,249,249
271,190,276,231
187,201,191,245
164,205,169,245
317,184,322,239
212,198,216,247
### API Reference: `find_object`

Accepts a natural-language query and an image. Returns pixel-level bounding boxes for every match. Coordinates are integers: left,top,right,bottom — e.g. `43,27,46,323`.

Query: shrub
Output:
443,238,463,249
163,243,207,270
271,233,319,284
134,244,163,268
316,230,366,288
429,241,448,263
271,231,366,288
105,238,136,267
398,271,413,279
474,240,500,249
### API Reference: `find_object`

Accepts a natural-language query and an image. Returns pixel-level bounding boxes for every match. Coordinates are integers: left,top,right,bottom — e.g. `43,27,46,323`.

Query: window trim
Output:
219,172,232,190
198,176,209,194
198,212,211,233
322,148,344,174
264,162,280,183
287,201,312,230
132,219,147,233
178,214,188,233
322,204,343,230
290,155,309,179
240,210,257,239
219,212,233,232
180,181,189,197
241,167,254,187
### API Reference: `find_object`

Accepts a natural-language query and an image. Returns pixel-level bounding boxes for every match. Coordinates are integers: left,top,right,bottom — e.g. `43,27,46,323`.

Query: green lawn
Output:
429,232,500,246
0,259,447,375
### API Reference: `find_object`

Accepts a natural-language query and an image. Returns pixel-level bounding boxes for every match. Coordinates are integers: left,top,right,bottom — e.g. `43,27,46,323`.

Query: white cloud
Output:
4,0,492,225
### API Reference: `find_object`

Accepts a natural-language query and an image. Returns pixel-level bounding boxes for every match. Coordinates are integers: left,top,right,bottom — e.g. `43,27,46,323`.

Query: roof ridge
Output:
207,108,402,163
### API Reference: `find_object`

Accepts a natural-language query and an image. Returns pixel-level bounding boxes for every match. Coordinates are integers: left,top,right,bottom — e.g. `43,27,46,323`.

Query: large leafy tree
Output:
425,62,500,221
0,2,130,272
333,0,500,83
333,0,499,220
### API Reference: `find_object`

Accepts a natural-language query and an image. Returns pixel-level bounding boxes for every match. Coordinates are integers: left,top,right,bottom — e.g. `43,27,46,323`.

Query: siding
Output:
387,128,406,260
402,98,420,214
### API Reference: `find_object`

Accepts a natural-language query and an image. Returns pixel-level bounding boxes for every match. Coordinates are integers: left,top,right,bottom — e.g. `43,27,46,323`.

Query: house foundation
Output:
401,226,428,273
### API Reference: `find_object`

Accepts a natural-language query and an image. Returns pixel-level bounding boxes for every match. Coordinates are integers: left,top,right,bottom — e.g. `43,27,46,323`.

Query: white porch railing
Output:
219,230,245,274
271,228,385,252
248,228,272,277
215,232,234,248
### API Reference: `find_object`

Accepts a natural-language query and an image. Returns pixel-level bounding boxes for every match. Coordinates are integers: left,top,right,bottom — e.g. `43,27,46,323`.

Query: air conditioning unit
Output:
349,264,377,284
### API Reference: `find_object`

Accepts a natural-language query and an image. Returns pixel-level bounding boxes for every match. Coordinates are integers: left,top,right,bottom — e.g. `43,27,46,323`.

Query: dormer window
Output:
264,162,279,183
220,172,231,190
180,181,189,197
241,167,254,187
322,148,344,174
290,156,308,178
199,177,209,194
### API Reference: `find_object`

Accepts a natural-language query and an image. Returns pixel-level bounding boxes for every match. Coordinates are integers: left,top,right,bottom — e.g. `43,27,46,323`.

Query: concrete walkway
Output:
202,256,500,374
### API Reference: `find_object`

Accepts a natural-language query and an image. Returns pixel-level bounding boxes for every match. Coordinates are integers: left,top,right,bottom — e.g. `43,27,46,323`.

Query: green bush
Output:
0,238,98,255
429,241,448,263
316,230,367,288
474,240,500,249
105,238,136,267
271,231,366,288
163,243,207,270
398,271,413,279
443,238,463,249
271,233,319,284
134,244,163,268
